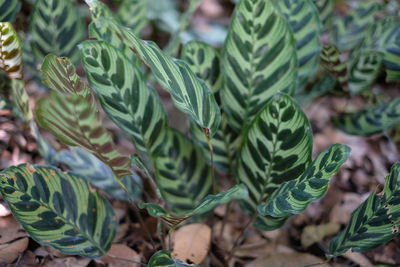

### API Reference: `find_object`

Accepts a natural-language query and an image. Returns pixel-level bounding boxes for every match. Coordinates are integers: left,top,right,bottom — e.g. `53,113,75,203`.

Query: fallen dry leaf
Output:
42,256,91,267
171,223,211,265
234,243,293,258
343,251,373,267
101,244,141,267
247,252,331,267
301,223,341,248
0,237,29,264
0,216,27,244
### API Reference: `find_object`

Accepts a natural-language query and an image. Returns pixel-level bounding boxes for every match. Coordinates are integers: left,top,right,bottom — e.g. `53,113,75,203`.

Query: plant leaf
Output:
30,0,85,63
259,144,350,218
221,0,297,136
328,163,400,257
148,250,200,267
10,79,33,122
80,40,168,156
311,0,333,32
91,18,221,135
85,0,114,20
0,0,21,22
332,97,400,136
0,164,116,258
237,94,312,230
320,45,348,92
117,0,148,36
0,22,22,80
36,54,131,178
277,0,322,88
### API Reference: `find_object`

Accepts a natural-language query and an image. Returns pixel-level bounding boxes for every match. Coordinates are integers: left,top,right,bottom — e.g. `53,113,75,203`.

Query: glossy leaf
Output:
0,164,117,258
91,18,221,135
0,0,21,22
328,163,400,256
332,97,400,136
320,45,348,92
117,0,148,35
80,40,168,156
30,0,85,63
259,144,350,218
36,54,131,178
221,0,297,135
0,22,22,79
277,0,322,88
237,94,312,230
148,250,200,267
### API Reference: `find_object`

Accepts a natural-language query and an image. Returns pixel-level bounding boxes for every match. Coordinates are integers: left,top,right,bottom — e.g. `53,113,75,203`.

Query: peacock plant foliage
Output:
0,0,399,264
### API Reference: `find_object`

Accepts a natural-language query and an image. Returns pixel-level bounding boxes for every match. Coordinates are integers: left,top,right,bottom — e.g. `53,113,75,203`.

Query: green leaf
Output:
0,22,22,80
328,163,400,256
312,0,333,32
332,97,400,136
333,2,383,51
276,0,322,88
148,250,200,267
37,54,131,178
0,0,21,22
30,0,85,63
295,74,337,105
85,0,114,20
0,164,116,258
259,144,350,218
348,51,383,95
237,94,312,230
10,79,33,122
153,129,213,213
117,0,149,36
320,45,348,92
54,147,142,201
91,18,221,135
221,0,297,135
182,40,222,93
80,40,168,156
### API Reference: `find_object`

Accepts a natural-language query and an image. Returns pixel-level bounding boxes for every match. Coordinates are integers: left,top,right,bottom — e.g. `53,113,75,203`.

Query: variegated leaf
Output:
312,0,333,32
237,94,312,230
36,54,131,178
10,79,33,122
85,0,114,20
80,40,168,156
320,45,348,92
332,97,400,136
30,0,85,63
0,0,21,22
259,144,350,218
0,164,117,258
148,250,200,267
277,0,322,89
328,163,400,256
0,22,22,79
221,0,297,135
117,0,148,35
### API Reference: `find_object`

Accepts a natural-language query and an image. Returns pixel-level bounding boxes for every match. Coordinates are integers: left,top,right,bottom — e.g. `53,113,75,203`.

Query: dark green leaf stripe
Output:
333,97,400,136
0,22,22,80
0,0,21,22
333,2,382,51
0,164,116,258
328,163,400,256
91,18,221,135
153,129,213,213
221,0,297,134
117,0,148,36
85,0,114,20
182,40,222,93
237,94,312,230
312,0,333,32
30,0,85,63
148,250,200,267
259,144,350,218
320,45,348,92
11,79,33,122
80,40,168,156
348,51,383,95
277,0,322,89
37,55,132,178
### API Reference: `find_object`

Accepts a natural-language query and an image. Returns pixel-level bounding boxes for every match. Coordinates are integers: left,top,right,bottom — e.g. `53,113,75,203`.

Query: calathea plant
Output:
0,0,399,265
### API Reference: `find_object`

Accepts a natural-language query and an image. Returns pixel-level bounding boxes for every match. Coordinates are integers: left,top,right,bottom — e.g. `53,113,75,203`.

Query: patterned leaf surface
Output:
259,144,350,218
348,51,383,95
333,2,382,51
36,54,131,178
153,129,213,213
332,97,400,136
312,0,333,32
117,0,148,35
54,147,142,201
11,79,33,122
0,22,22,79
237,94,312,230
91,18,221,135
328,163,400,256
221,0,297,135
182,40,222,93
80,40,168,156
85,0,114,20
277,0,322,89
0,0,21,22
0,164,117,258
296,74,337,106
148,250,200,267
30,0,85,63
320,45,348,92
